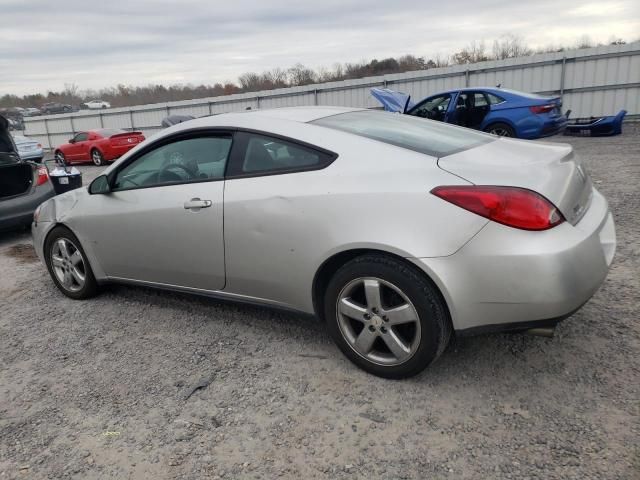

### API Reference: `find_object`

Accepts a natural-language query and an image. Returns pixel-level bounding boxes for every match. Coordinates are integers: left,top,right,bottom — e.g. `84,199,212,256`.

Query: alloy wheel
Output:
490,127,511,137
92,150,102,166
50,238,86,292
336,277,421,366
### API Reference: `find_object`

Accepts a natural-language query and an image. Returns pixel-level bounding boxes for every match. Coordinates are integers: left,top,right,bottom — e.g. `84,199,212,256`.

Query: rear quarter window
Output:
312,110,494,157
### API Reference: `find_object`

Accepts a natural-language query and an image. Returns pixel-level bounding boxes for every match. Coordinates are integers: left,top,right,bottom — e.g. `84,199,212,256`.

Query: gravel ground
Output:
1,127,639,479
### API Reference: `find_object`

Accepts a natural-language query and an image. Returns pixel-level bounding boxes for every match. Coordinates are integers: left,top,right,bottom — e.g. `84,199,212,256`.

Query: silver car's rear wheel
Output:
324,254,452,379
50,238,86,292
337,277,421,366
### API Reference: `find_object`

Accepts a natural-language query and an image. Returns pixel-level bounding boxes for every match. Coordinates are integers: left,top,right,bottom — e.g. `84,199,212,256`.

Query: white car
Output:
83,100,111,110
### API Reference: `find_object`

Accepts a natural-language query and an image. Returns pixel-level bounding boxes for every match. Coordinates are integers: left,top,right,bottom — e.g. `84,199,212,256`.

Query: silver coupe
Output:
32,107,616,378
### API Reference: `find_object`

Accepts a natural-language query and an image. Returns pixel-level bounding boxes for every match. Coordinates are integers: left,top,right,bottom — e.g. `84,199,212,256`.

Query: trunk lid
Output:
1,114,36,199
0,163,34,199
438,138,593,225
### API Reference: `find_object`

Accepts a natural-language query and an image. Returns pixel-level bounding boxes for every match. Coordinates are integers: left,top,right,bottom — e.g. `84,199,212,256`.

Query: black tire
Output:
54,150,65,165
324,254,451,379
484,122,515,137
44,226,99,300
91,149,104,166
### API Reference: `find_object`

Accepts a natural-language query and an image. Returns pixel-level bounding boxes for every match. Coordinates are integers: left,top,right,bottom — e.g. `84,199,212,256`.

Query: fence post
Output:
465,69,470,87
256,96,260,109
98,112,104,128
559,56,567,99
166,106,171,117
314,89,318,106
129,110,135,131
70,116,76,136
44,118,51,150
208,102,213,115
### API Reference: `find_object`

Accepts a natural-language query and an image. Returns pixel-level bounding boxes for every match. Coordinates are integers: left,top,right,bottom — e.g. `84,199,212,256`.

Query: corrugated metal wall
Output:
24,42,640,149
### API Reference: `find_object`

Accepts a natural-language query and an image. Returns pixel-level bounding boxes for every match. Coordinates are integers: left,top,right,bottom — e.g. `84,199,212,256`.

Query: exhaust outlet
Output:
524,327,555,338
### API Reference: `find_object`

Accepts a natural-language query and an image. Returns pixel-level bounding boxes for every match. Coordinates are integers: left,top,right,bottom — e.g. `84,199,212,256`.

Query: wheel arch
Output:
42,221,107,281
311,248,453,327
483,117,517,132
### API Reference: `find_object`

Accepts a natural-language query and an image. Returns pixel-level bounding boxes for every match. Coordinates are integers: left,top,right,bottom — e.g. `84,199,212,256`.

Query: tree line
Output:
0,34,632,110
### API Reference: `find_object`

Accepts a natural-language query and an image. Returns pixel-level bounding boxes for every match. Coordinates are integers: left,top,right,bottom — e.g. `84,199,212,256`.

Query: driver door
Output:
80,132,232,291
67,132,88,160
406,94,452,122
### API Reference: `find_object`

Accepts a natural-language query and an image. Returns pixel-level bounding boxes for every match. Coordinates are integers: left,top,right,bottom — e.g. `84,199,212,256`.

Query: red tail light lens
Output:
530,104,555,114
431,185,564,231
36,165,49,186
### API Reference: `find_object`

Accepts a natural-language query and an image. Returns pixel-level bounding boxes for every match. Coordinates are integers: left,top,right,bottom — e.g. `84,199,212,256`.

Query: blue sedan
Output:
371,87,568,139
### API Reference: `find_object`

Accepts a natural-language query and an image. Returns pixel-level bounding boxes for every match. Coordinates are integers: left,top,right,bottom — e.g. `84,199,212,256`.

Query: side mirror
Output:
68,138,75,144
88,174,111,195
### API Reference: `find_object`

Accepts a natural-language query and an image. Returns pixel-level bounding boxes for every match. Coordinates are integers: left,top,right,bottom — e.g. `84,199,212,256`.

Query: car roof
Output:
167,106,365,131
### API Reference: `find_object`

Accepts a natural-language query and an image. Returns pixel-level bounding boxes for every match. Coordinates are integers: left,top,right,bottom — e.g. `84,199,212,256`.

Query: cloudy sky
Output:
1,0,638,96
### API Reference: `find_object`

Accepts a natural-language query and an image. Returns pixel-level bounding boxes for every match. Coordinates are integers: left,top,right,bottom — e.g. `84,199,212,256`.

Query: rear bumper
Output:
410,188,616,333
518,116,568,139
0,183,55,231
104,144,137,160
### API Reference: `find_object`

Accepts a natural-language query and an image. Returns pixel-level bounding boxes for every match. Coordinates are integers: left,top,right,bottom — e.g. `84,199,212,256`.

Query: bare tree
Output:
492,34,532,59
452,40,490,64
288,63,316,86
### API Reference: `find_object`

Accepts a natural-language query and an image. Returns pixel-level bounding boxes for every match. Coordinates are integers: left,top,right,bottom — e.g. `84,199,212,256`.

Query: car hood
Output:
370,88,416,113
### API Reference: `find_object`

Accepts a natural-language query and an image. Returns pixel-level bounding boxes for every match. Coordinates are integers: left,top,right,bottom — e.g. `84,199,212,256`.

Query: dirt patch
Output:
4,243,38,264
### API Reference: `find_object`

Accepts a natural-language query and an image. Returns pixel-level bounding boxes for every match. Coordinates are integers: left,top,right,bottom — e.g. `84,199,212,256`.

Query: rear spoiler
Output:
370,88,415,113
110,131,143,138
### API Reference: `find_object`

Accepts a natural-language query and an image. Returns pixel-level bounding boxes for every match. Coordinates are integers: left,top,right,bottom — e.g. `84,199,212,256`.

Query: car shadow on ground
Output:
99,280,561,383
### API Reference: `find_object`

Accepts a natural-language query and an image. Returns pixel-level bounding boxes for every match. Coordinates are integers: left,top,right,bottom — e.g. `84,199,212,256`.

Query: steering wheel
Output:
157,162,197,183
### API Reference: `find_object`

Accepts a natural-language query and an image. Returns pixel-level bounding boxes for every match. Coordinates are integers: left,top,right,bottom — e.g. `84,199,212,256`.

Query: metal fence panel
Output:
24,42,640,149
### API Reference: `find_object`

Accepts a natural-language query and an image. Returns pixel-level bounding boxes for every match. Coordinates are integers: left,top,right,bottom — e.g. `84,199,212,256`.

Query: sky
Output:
1,0,638,96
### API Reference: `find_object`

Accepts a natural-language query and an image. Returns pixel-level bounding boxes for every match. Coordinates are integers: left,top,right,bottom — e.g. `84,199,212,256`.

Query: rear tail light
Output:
530,104,555,114
431,185,564,231
36,165,49,186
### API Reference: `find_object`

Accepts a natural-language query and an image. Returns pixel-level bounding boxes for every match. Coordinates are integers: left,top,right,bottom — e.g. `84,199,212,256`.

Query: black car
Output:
41,102,72,115
0,115,55,231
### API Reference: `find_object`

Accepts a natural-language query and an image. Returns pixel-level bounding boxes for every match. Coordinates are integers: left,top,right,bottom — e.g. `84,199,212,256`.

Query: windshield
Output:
312,110,494,157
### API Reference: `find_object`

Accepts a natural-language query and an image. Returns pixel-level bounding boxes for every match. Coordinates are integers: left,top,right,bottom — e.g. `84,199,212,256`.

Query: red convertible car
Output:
54,129,145,166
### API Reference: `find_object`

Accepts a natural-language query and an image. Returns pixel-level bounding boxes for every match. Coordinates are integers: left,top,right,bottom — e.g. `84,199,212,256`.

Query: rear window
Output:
97,129,125,137
312,110,494,157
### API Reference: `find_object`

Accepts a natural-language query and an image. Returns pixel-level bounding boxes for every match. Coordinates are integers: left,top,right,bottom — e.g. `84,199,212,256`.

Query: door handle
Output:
183,198,212,211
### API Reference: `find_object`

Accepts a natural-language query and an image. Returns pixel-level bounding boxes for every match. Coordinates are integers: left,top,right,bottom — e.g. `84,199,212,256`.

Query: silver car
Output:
12,134,44,162
32,107,616,378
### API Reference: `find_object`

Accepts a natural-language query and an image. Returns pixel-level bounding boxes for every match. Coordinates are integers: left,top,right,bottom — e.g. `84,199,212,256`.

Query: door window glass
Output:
486,93,505,104
409,94,451,120
113,136,232,190
74,133,88,142
240,134,325,173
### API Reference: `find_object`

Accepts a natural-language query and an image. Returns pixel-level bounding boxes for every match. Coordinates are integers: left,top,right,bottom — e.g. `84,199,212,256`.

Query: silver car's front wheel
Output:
50,238,86,292
325,254,452,379
45,227,98,299
337,277,421,366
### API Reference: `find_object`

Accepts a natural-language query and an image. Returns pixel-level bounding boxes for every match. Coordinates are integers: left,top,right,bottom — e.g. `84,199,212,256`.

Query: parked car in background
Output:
0,115,54,231
54,129,145,166
372,87,568,139
82,100,111,110
22,107,41,117
33,107,615,378
12,134,44,162
41,102,72,115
